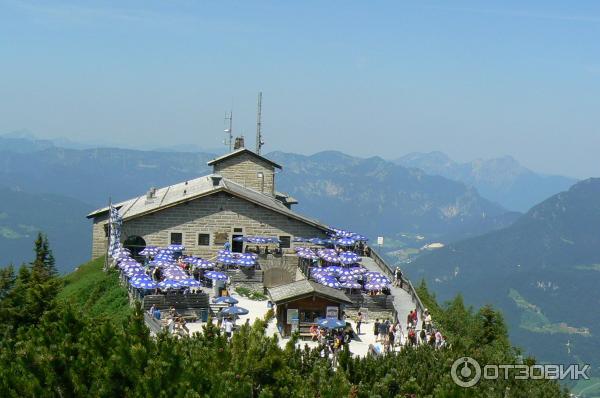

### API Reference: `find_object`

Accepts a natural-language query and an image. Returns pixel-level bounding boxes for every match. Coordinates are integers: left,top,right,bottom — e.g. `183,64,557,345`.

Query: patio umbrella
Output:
221,306,249,316
349,266,368,275
218,249,233,256
162,273,188,281
338,274,359,282
340,281,362,289
317,278,342,289
167,244,185,252
118,259,139,267
293,237,308,242
158,279,182,289
205,271,228,281
338,251,360,265
370,276,391,284
179,278,203,287
296,249,319,260
123,267,145,277
316,318,346,329
149,259,175,267
324,266,344,276
364,282,387,291
309,238,329,246
139,246,160,256
336,237,356,246
213,296,239,305
310,268,328,278
235,256,256,267
130,274,151,281
193,259,215,269
131,279,157,289
154,254,174,261
217,255,237,265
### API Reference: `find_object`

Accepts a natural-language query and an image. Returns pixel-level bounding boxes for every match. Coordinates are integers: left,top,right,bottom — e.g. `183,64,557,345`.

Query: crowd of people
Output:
367,308,445,356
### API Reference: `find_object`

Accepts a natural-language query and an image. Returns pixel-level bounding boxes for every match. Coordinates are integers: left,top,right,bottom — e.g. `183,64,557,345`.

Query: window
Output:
198,233,210,246
103,224,109,238
279,236,291,249
233,228,243,233
170,232,183,245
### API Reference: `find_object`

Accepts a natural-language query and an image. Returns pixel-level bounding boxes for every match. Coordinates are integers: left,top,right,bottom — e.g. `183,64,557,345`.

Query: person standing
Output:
224,317,234,340
356,311,363,335
374,319,380,341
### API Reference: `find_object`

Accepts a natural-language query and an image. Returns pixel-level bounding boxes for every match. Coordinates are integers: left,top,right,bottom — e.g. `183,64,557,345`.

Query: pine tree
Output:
0,264,16,300
31,232,57,279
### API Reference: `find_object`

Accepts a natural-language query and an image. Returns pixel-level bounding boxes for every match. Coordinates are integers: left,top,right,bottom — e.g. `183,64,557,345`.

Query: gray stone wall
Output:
91,191,327,259
91,213,109,259
213,152,275,195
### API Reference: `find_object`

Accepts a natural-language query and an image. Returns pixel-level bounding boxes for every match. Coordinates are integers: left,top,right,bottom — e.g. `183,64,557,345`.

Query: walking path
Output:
360,256,420,329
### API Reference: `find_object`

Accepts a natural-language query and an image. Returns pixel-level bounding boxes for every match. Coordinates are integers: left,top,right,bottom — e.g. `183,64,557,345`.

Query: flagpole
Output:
104,196,111,272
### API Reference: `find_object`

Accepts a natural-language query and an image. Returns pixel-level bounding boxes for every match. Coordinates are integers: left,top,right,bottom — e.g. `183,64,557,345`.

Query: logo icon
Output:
451,357,482,388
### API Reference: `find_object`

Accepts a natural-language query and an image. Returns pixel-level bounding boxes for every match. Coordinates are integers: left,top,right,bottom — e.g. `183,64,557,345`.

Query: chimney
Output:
210,175,223,187
233,136,245,150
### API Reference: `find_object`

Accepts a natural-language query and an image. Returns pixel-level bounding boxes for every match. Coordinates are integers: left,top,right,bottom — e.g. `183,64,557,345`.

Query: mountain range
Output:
0,186,91,269
395,151,578,212
0,136,529,272
406,178,600,378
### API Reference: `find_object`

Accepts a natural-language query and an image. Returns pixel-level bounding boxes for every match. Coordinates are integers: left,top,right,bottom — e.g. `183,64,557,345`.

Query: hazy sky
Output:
1,0,599,178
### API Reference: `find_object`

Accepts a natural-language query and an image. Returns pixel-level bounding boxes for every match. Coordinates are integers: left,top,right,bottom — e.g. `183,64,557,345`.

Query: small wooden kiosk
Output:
268,280,353,337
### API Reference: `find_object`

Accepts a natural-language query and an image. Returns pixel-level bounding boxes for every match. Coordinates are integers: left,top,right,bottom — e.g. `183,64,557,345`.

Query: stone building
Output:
87,147,327,259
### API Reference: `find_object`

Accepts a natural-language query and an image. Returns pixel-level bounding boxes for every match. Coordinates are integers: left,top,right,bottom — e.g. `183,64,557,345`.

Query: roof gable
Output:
267,280,352,304
207,148,282,169
86,175,329,232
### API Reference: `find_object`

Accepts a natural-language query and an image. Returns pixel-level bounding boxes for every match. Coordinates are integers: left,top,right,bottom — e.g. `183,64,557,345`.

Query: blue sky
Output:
1,0,599,177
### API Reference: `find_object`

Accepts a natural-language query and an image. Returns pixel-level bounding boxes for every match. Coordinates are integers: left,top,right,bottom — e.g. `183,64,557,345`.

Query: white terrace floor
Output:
184,256,419,358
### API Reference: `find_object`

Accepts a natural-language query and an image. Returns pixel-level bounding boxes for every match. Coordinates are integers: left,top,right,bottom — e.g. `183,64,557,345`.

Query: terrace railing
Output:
366,245,427,317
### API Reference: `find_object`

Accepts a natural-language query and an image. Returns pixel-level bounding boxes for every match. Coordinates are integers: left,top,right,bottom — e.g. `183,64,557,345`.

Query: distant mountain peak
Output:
394,151,577,212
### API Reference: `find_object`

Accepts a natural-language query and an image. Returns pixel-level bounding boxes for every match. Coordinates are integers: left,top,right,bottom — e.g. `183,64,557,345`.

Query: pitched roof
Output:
267,279,353,305
86,175,329,232
207,148,282,169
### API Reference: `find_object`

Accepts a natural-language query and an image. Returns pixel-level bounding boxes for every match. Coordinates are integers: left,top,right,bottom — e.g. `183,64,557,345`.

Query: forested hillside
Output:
0,238,567,397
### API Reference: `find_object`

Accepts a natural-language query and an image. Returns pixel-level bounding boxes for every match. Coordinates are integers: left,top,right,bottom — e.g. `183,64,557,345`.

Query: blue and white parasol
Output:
317,277,342,289
364,282,387,291
167,244,185,252
221,305,249,315
205,271,228,281
179,278,203,287
316,318,346,329
338,251,360,265
336,237,356,246
340,281,362,289
158,279,182,289
213,296,239,305
338,274,360,282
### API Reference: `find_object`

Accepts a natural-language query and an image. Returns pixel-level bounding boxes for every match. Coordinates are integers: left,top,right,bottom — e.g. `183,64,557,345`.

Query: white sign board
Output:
377,236,384,246
326,306,339,319
287,309,299,325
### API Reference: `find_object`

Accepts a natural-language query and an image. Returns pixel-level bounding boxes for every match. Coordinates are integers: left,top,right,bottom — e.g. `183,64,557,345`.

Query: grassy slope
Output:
57,256,131,322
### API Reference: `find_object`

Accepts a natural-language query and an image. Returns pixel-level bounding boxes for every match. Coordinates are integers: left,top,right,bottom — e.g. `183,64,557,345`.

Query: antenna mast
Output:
224,111,233,151
255,92,264,155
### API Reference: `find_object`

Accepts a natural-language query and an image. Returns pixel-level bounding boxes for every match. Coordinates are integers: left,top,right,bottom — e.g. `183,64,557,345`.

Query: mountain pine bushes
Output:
0,239,569,397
